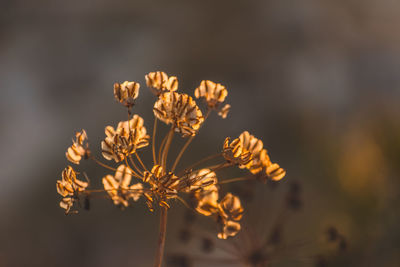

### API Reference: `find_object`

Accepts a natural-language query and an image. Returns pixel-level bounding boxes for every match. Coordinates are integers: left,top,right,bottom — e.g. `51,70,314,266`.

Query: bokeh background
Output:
1,0,399,266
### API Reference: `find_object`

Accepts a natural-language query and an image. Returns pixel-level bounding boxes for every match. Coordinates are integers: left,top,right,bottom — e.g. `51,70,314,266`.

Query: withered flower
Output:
217,193,244,239
66,130,89,164
102,164,143,207
58,70,288,263
102,115,150,162
182,168,218,192
113,81,140,107
238,131,286,181
153,91,204,137
194,185,219,216
143,165,180,209
222,137,252,166
56,166,88,213
194,80,228,108
145,71,178,96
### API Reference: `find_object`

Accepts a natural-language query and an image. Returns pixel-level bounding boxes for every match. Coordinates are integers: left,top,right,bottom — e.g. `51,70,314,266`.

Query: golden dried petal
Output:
105,126,116,138
66,146,82,164
129,183,143,201
114,164,132,189
266,163,286,181
218,104,231,119
102,174,129,206
56,180,73,197
66,129,89,164
60,197,74,213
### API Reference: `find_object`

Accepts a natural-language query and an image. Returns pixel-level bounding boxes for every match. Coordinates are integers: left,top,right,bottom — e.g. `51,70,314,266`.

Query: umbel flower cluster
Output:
56,71,286,243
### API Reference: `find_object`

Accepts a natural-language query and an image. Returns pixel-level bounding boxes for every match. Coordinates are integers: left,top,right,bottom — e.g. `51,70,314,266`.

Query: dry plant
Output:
56,71,286,267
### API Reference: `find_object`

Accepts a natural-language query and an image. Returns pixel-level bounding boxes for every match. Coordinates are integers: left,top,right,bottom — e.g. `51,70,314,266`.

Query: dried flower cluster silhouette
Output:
56,71,286,266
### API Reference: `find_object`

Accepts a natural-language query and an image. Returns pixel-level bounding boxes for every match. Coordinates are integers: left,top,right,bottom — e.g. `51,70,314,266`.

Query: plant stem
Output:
171,109,211,173
154,206,168,267
218,176,249,184
161,127,174,170
171,135,194,172
177,153,222,176
152,118,158,165
90,156,117,171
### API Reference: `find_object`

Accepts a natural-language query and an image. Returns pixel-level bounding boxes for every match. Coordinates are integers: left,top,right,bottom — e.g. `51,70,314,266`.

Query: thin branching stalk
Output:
152,118,158,165
128,156,144,176
219,176,250,184
124,158,142,178
177,153,222,176
171,109,211,172
135,152,150,173
161,127,174,170
158,131,169,165
154,206,168,267
90,156,118,171
171,135,194,172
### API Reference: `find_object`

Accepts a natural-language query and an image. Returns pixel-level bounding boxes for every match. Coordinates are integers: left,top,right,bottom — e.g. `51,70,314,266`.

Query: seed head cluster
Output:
57,70,286,240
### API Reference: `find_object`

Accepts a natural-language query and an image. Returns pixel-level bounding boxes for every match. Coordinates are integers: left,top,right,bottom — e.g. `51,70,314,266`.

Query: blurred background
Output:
1,0,399,266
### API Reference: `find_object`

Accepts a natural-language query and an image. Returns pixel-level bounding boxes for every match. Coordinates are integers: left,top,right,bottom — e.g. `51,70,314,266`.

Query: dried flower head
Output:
183,168,218,192
222,137,252,166
66,129,89,164
145,71,178,96
153,91,204,137
113,81,140,107
143,165,181,209
102,164,143,207
217,193,243,239
58,70,287,267
56,166,88,213
227,131,287,181
194,80,228,108
102,115,150,162
194,80,231,119
194,185,219,216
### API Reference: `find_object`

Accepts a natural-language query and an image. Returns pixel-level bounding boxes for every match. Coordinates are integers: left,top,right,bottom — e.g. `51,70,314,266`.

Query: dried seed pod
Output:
218,193,244,221
216,193,244,239
153,91,204,137
101,115,150,162
222,137,252,166
194,80,228,108
102,165,143,207
194,185,219,216
66,130,89,164
113,81,140,107
145,71,178,95
181,168,218,192
56,166,88,214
